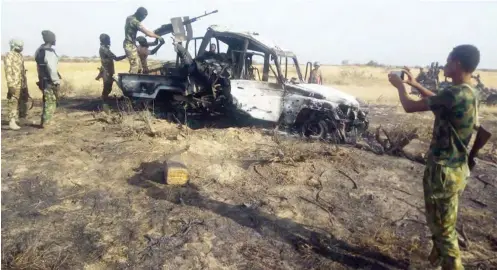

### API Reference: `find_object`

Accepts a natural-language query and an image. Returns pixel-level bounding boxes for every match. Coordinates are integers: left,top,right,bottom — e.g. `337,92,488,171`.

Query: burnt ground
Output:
1,96,497,270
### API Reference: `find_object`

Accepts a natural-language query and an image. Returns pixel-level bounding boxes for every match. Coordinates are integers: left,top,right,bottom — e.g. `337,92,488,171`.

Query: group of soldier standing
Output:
3,7,166,130
4,30,59,130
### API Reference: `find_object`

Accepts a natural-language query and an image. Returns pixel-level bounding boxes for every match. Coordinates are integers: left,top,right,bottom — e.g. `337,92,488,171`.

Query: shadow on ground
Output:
127,160,410,270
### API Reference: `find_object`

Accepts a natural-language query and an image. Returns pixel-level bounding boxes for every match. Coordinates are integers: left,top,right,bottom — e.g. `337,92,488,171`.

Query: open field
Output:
3,61,497,103
2,61,497,269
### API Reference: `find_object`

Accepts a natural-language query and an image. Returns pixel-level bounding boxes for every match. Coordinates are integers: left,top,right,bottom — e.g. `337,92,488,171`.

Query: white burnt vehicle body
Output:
116,22,369,142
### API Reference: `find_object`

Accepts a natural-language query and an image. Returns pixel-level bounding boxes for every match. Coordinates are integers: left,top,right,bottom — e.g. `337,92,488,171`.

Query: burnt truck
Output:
116,16,369,143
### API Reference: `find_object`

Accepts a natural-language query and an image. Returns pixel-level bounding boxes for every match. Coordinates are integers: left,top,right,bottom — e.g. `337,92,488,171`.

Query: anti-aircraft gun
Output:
144,10,219,75
115,10,232,114
153,10,218,39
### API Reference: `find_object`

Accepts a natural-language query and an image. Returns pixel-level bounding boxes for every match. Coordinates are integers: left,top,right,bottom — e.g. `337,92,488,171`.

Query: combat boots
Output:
18,118,36,126
9,118,21,130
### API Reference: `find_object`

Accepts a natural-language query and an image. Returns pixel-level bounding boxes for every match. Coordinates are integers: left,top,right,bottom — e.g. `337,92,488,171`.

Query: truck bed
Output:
116,72,190,100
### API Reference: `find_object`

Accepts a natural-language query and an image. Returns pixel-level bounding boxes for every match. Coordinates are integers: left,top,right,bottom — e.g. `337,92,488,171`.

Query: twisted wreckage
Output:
412,62,497,106
116,12,369,143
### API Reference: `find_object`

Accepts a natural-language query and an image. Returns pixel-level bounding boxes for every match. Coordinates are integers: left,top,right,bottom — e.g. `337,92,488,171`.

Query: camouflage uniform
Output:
35,30,60,127
3,40,29,124
124,15,142,73
309,62,323,84
309,69,323,84
41,85,58,125
424,83,478,270
99,45,118,99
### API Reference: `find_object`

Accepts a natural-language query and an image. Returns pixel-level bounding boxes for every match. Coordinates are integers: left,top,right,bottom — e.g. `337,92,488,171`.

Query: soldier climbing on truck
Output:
136,36,166,74
123,7,165,74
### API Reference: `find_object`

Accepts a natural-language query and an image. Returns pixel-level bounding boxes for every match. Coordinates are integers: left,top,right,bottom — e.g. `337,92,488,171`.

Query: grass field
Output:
3,60,497,103
2,60,497,269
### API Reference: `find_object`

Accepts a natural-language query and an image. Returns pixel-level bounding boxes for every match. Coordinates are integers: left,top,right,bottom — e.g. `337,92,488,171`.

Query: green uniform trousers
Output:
423,161,468,270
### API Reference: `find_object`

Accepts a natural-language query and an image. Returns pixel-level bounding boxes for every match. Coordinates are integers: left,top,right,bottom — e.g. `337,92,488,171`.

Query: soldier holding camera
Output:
388,44,492,270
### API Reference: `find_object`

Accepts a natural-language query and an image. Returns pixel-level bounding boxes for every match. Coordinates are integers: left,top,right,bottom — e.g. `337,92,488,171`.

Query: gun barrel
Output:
154,10,218,37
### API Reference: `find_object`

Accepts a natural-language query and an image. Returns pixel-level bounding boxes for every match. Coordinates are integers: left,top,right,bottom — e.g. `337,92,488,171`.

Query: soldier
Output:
209,43,217,53
35,30,61,128
388,44,492,270
124,7,164,73
3,39,29,130
416,67,427,83
136,36,165,74
97,34,126,105
472,74,484,89
435,62,441,88
308,61,323,84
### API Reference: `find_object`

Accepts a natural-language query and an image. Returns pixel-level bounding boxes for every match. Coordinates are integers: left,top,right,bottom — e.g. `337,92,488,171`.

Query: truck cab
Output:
189,25,368,140
116,24,369,142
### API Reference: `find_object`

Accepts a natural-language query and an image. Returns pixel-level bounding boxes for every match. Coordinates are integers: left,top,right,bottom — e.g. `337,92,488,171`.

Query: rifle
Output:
20,69,35,110
95,66,103,81
154,10,218,37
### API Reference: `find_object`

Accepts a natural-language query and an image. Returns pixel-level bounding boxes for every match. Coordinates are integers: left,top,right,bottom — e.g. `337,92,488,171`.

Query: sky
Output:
1,0,497,69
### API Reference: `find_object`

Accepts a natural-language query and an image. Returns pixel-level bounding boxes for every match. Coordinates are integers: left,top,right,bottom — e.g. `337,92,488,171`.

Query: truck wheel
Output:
485,94,497,106
300,119,328,140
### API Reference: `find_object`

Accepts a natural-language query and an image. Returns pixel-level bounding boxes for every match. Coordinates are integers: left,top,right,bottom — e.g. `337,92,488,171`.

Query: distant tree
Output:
341,60,349,65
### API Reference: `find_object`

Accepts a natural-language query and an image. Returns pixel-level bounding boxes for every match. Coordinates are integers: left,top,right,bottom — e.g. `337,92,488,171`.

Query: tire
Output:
300,119,328,140
485,94,497,106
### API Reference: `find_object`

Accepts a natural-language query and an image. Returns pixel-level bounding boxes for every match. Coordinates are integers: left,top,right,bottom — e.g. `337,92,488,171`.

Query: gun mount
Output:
154,10,218,40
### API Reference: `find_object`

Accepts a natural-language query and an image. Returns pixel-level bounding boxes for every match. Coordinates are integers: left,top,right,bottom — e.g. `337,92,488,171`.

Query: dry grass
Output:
2,61,497,269
3,61,497,103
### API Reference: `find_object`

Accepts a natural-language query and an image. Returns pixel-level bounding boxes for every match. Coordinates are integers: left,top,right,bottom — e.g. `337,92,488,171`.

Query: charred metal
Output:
115,14,370,143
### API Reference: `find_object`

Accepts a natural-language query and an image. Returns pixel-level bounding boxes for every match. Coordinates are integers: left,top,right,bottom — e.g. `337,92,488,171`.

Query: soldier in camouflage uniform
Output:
136,36,165,74
388,45,483,270
35,30,61,128
123,7,164,73
97,34,126,105
3,39,29,130
416,68,427,83
308,61,323,84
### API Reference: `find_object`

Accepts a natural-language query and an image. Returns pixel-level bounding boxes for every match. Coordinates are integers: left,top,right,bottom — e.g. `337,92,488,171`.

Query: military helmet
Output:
9,39,24,51
313,61,320,67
